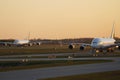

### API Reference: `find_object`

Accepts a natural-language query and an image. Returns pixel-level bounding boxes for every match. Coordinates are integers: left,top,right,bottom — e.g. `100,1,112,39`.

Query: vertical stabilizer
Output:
110,22,115,38
27,32,30,40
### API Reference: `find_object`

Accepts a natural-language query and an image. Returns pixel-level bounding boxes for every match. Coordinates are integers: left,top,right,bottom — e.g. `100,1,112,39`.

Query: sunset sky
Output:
0,0,120,39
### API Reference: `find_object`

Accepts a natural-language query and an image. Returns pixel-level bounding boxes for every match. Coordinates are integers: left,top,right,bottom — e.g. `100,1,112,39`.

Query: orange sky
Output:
0,0,120,39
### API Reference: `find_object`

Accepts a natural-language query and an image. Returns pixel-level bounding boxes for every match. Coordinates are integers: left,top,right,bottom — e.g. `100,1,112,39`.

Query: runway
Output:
0,57,120,80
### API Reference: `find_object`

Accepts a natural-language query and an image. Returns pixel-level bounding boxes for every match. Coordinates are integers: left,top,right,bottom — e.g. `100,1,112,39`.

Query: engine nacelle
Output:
80,46,85,50
28,43,33,46
68,44,75,49
116,45,120,50
36,42,41,45
118,46,120,50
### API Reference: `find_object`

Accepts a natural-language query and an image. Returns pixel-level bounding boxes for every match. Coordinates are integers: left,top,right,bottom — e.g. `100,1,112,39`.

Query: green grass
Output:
0,44,120,56
0,60,112,72
42,70,120,80
0,44,82,56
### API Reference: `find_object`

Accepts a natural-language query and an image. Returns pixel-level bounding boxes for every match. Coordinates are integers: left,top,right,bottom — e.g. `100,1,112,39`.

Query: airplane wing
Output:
0,42,13,46
68,43,91,49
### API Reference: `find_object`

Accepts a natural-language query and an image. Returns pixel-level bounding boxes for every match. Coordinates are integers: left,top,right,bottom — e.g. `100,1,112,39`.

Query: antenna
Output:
110,22,115,38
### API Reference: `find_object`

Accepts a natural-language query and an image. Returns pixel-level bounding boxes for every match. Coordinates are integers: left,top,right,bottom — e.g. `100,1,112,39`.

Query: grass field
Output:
0,45,120,71
0,44,82,56
42,70,120,80
0,44,120,56
0,60,112,72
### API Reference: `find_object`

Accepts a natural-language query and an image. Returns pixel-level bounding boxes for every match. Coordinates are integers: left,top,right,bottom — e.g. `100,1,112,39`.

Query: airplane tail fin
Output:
27,32,30,40
25,32,30,40
110,22,115,39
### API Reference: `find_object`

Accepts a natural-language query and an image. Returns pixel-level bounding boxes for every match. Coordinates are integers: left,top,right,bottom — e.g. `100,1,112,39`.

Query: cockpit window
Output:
93,42,97,44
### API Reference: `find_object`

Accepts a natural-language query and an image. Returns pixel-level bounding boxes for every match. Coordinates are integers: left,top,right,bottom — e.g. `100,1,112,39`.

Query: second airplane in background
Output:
0,33,41,47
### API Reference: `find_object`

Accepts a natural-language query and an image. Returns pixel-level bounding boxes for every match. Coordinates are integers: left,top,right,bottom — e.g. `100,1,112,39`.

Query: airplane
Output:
12,33,32,46
0,39,31,47
12,39,31,46
0,33,41,47
69,23,120,53
1,40,41,47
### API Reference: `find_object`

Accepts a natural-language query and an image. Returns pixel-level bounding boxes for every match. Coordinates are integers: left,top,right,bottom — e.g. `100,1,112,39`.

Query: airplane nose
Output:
91,42,99,48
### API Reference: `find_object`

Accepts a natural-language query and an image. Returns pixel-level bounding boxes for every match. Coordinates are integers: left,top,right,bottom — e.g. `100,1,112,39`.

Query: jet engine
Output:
36,42,41,45
68,44,75,49
118,46,120,50
116,45,120,50
80,46,85,50
28,43,33,46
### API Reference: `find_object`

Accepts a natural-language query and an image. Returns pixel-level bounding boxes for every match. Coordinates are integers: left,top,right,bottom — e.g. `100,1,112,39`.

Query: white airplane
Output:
0,39,32,47
13,33,41,46
69,23,120,53
12,40,41,46
13,39,30,46
0,33,41,47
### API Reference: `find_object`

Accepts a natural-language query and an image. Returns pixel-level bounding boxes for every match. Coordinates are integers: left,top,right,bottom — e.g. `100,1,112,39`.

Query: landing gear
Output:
90,47,115,56
107,48,114,52
90,49,99,56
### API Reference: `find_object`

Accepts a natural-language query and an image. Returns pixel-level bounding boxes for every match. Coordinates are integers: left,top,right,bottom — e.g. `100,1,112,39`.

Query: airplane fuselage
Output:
91,38,116,49
13,40,29,45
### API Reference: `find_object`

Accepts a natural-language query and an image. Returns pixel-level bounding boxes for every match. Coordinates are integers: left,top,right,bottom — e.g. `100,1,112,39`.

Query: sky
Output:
0,0,120,39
